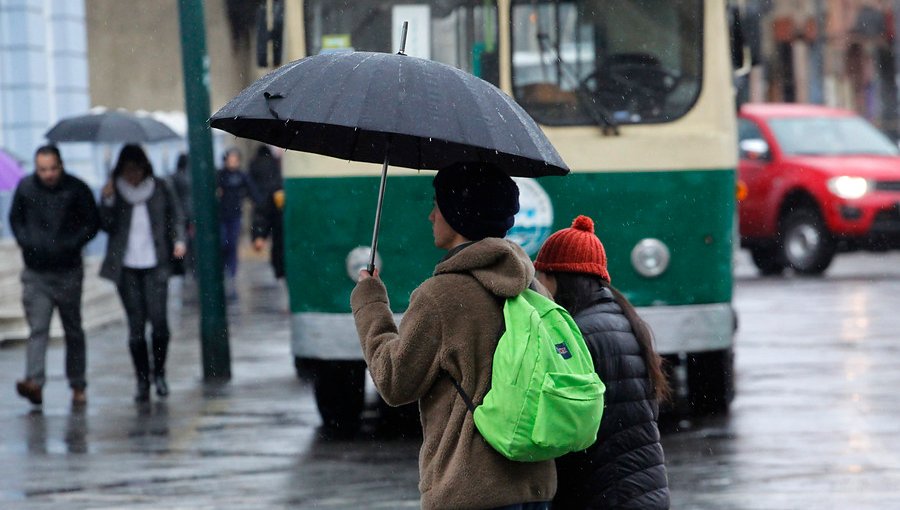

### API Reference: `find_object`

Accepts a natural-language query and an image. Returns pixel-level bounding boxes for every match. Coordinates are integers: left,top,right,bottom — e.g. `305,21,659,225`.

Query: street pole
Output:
177,0,231,381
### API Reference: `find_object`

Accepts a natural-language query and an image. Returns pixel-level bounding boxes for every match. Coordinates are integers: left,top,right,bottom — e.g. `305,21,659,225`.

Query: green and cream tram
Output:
275,0,739,427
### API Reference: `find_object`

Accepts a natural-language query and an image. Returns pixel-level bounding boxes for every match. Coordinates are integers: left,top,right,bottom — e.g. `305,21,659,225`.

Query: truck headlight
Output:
631,238,670,278
827,176,870,199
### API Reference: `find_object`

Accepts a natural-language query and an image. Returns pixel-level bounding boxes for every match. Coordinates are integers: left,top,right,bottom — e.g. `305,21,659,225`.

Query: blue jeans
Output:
491,503,551,510
220,216,242,278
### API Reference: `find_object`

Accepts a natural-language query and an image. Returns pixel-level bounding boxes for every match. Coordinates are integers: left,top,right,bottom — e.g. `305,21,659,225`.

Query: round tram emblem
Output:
507,178,554,256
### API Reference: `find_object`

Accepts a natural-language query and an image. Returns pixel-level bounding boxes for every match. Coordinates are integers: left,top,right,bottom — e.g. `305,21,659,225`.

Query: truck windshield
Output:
510,0,703,126
769,117,900,156
304,1,499,86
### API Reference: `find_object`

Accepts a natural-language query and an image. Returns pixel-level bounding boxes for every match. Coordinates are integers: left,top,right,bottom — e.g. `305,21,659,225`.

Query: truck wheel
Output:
748,245,784,275
687,348,734,416
309,359,366,437
781,209,835,275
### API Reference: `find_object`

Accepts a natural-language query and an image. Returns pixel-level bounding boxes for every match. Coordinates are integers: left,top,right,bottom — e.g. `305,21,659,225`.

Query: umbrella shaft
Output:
368,151,390,274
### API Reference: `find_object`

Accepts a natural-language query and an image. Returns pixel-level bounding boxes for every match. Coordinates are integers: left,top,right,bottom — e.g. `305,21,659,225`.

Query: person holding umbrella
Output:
99,145,185,402
351,162,555,510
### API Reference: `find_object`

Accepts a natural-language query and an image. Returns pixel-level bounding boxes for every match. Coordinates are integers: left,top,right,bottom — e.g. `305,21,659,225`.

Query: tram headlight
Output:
346,246,382,282
631,238,670,278
827,176,870,199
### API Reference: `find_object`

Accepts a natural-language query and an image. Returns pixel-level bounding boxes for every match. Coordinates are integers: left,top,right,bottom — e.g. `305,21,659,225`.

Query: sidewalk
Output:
0,259,421,509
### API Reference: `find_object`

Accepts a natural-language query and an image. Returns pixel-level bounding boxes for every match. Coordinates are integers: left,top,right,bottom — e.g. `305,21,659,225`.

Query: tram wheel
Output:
309,359,366,437
686,348,734,416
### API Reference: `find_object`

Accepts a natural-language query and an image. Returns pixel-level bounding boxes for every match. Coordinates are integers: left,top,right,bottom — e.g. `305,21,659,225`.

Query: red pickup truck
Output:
738,103,900,275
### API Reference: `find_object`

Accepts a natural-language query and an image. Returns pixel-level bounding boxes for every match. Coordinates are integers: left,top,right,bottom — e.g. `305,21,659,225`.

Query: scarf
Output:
116,177,158,269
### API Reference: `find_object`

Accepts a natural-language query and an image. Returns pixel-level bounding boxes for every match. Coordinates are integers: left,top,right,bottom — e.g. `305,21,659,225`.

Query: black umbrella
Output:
211,30,568,272
46,110,180,143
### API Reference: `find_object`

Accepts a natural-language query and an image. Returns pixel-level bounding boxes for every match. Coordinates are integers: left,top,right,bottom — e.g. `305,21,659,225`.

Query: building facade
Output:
746,0,900,137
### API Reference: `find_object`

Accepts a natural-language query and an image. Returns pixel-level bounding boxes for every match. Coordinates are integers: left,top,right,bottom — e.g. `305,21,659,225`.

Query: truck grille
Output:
871,206,900,233
875,180,900,192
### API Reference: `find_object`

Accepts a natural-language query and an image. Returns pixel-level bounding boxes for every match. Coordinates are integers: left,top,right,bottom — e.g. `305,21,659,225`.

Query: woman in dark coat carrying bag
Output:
99,145,185,402
534,215,670,510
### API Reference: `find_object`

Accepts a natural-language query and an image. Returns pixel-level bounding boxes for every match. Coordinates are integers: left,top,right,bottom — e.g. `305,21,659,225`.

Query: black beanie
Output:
433,163,520,241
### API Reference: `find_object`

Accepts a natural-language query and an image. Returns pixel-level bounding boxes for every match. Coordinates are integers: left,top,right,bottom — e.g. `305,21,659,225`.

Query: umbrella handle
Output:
368,140,391,275
398,21,408,55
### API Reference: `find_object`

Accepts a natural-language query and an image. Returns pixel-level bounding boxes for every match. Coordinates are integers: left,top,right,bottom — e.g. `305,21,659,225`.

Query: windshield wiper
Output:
536,32,619,136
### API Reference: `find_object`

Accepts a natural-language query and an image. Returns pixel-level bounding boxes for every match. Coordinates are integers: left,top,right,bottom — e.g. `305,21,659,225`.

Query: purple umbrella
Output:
0,149,24,191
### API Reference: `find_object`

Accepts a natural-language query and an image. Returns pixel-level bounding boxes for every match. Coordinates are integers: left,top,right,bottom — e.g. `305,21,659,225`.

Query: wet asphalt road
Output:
1,251,899,509
665,250,900,509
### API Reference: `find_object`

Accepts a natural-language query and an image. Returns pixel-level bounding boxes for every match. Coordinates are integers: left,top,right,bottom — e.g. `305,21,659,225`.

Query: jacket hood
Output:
434,238,534,298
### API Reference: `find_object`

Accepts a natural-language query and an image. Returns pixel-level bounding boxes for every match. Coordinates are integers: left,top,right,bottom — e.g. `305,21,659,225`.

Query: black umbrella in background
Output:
211,24,569,273
46,110,181,144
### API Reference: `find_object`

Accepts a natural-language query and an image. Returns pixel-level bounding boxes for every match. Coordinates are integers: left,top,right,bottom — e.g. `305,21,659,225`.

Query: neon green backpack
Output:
452,288,606,462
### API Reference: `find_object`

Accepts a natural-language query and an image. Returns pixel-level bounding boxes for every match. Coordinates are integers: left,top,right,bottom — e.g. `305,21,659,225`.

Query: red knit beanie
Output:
534,215,610,282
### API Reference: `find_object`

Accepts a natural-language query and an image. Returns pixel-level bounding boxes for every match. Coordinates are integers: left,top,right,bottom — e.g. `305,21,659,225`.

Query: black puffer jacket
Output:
9,172,99,271
553,286,669,510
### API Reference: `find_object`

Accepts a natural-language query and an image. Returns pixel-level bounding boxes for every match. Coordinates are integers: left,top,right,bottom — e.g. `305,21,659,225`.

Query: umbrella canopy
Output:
210,51,568,177
46,110,181,144
0,148,24,191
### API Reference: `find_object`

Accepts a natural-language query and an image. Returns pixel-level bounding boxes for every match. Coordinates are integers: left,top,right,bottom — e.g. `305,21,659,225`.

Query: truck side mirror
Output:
739,139,770,161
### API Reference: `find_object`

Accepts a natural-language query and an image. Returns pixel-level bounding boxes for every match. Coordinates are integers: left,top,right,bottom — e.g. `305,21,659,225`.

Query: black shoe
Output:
135,381,151,402
16,379,43,405
154,375,169,397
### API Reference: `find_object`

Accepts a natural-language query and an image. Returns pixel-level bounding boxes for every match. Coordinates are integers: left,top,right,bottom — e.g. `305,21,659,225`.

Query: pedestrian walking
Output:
351,163,555,510
216,147,259,299
99,144,185,402
534,215,671,510
249,146,285,280
167,153,193,275
9,145,99,406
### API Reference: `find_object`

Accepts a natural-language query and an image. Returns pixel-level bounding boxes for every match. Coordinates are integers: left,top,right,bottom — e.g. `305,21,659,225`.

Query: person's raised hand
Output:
358,267,380,281
173,242,187,259
101,179,114,199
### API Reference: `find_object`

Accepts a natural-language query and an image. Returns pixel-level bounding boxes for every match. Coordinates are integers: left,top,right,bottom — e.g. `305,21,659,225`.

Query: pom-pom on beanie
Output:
534,215,610,282
433,162,520,241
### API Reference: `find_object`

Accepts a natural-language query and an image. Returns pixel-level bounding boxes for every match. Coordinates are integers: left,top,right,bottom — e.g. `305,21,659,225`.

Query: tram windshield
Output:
304,0,500,85
511,0,703,126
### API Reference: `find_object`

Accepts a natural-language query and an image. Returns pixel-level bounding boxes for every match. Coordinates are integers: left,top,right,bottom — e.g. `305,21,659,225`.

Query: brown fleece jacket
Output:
351,238,556,509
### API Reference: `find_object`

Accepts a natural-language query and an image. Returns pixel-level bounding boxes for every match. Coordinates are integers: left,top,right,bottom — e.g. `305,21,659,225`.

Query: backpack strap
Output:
448,374,477,413
442,276,540,415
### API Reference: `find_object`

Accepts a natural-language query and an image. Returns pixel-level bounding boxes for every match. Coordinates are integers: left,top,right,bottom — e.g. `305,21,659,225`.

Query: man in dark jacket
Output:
249,146,285,279
9,145,100,406
216,148,259,298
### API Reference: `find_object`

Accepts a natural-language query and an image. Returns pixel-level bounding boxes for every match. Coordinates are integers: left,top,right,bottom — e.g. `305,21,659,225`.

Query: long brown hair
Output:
112,144,154,181
553,272,671,403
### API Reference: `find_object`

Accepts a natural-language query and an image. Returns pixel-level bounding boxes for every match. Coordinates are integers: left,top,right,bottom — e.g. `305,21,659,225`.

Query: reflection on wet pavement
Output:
1,254,899,508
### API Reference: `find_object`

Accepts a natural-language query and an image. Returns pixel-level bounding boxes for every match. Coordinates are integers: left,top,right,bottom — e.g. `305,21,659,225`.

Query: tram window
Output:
511,0,703,126
304,1,500,86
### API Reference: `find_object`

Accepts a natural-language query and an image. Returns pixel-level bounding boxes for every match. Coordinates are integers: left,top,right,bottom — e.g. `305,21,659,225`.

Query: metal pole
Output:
368,143,391,275
177,0,231,381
